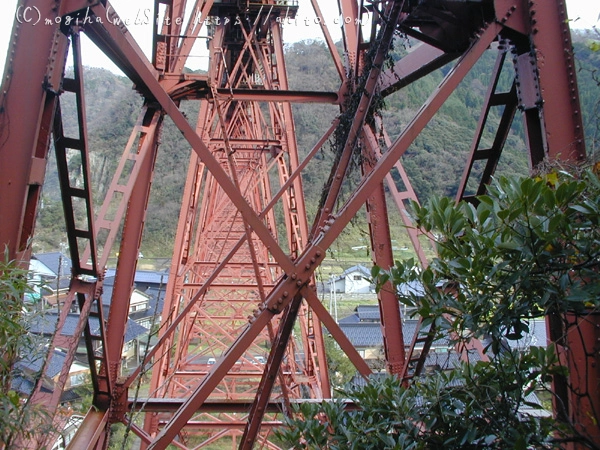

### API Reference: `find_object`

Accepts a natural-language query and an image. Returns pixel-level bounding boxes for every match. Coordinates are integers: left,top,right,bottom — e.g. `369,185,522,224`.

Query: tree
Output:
277,164,600,449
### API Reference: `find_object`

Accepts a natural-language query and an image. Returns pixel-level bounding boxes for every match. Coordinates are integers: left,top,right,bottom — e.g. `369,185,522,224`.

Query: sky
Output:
0,0,598,76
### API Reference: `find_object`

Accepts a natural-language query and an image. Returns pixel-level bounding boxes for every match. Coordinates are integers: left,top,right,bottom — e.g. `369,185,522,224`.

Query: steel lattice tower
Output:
144,3,327,446
0,0,594,449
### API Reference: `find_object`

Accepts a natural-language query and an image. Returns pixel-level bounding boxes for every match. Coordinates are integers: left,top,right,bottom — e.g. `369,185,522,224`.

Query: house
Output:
12,348,90,398
338,305,450,362
101,274,165,330
327,265,374,294
29,311,148,369
31,252,72,278
104,268,169,290
28,252,73,307
338,305,547,370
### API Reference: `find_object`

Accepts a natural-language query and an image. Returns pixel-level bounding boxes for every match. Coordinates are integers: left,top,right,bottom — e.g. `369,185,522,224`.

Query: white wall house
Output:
328,265,373,294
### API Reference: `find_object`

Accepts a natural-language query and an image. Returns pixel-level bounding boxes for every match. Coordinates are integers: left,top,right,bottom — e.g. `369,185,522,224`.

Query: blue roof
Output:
125,320,149,343
30,311,148,343
33,252,72,278
397,280,425,297
129,287,165,322
342,265,371,277
15,348,71,382
339,305,381,323
508,320,547,349
338,314,360,324
104,269,169,285
100,277,165,322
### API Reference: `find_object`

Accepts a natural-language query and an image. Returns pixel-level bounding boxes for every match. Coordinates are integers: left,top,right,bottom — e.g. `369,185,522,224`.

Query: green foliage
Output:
277,369,558,449
403,168,600,335
279,167,600,449
323,335,357,389
0,250,52,449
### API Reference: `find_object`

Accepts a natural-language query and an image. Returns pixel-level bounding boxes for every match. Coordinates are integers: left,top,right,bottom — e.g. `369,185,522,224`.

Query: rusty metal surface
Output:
0,0,591,448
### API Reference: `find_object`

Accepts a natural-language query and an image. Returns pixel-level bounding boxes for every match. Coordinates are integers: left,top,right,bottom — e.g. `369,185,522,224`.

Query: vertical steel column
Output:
1,1,593,448
0,1,68,261
526,0,585,163
362,126,406,375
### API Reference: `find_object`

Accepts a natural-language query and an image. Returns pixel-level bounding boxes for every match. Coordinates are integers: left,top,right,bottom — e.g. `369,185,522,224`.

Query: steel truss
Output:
0,0,591,449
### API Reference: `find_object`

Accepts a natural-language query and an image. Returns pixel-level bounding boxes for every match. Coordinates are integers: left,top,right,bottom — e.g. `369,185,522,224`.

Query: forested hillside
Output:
34,32,600,259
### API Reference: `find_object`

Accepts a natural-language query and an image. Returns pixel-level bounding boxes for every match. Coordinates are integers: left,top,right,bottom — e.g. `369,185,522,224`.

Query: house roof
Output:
32,252,72,278
13,348,75,395
129,287,165,323
331,264,372,282
100,277,165,322
338,312,450,349
339,322,383,347
397,280,426,297
349,374,548,416
338,314,360,324
22,349,70,379
508,320,547,349
29,259,56,278
338,314,545,369
104,269,169,285
339,305,381,323
41,276,71,294
343,265,371,276
100,281,152,307
30,311,148,343
125,320,150,343
355,305,380,321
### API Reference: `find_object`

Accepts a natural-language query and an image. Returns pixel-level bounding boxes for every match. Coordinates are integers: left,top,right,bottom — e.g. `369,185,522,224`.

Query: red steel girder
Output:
0,0,89,261
456,41,519,203
0,0,591,449
148,17,503,450
139,4,326,448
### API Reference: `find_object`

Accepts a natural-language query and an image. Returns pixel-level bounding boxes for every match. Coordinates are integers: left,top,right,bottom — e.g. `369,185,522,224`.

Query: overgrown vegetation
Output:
0,251,52,449
277,164,600,449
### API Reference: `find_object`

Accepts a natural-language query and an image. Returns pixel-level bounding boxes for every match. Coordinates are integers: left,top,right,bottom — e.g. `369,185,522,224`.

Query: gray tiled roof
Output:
339,322,383,347
99,279,165,323
338,314,360,324
356,305,380,321
33,252,72,277
16,348,69,380
125,320,149,343
104,269,169,285
342,265,371,277
30,311,148,343
508,320,548,349
338,315,451,349
129,287,165,322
